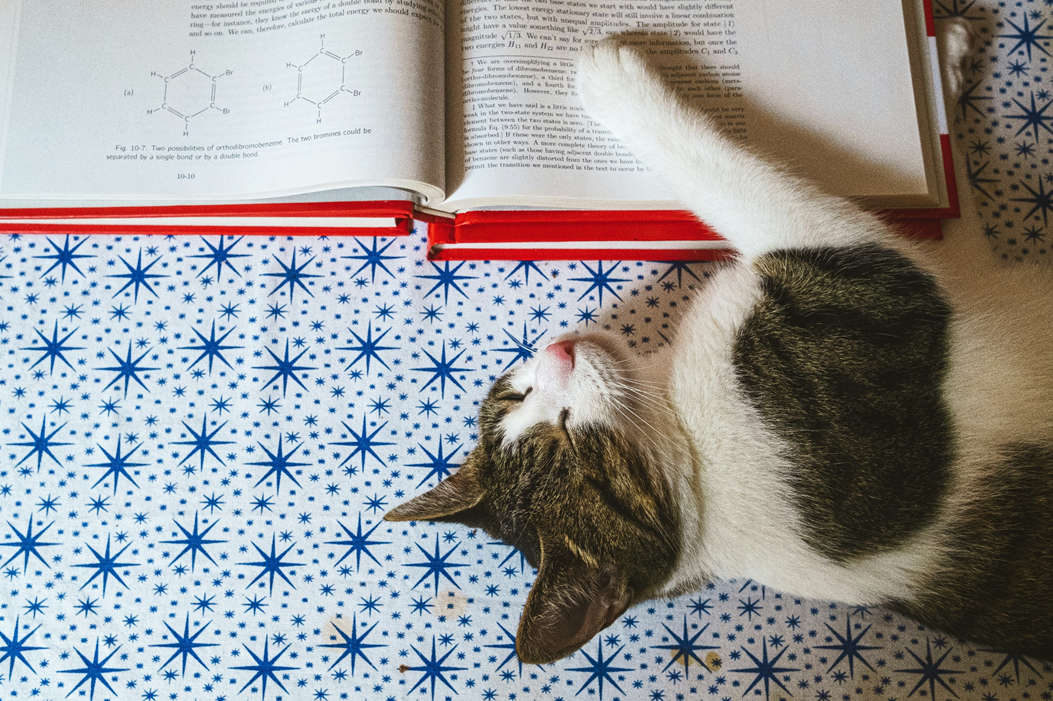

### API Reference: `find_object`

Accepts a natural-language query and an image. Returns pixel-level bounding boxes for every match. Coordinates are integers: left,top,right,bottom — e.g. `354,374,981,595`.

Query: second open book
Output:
0,0,954,257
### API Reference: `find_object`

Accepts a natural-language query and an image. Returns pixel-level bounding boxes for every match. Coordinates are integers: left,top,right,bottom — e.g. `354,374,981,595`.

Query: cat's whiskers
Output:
607,381,670,413
610,396,669,427
609,396,666,453
613,393,668,418
610,403,663,454
608,379,667,399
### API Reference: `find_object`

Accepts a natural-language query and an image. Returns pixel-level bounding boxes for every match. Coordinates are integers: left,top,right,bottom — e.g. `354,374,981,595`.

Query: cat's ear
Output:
384,453,485,523
516,542,633,664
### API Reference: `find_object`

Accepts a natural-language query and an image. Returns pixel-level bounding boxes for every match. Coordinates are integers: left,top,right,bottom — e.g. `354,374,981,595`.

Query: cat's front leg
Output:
576,38,892,258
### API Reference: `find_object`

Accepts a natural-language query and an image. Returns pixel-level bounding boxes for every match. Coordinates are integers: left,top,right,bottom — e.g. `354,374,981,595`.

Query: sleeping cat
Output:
386,32,1053,664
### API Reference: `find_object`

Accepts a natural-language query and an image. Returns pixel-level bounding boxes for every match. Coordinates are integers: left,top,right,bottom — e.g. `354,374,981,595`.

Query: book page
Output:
0,0,446,203
443,0,931,211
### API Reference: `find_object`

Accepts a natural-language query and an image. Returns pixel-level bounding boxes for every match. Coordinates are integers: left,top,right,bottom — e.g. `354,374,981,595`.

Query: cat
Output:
386,28,1053,665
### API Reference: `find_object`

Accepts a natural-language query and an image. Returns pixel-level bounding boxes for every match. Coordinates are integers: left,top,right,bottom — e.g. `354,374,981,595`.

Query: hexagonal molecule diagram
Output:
286,34,362,123
148,51,231,136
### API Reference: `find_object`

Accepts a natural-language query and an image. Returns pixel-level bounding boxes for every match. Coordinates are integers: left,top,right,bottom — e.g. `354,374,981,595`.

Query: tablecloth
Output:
1,2,1051,700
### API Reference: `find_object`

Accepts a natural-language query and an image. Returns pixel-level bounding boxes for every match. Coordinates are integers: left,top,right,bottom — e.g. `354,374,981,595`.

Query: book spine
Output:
0,221,413,236
426,215,942,261
0,200,415,236
0,199,417,221
452,210,721,243
428,245,734,262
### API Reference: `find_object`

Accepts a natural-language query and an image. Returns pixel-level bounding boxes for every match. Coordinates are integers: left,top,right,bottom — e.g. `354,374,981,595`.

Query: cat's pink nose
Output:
536,341,575,393
546,340,575,368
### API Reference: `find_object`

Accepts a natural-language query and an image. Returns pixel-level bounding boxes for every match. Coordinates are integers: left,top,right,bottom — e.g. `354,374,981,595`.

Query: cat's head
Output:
385,334,681,664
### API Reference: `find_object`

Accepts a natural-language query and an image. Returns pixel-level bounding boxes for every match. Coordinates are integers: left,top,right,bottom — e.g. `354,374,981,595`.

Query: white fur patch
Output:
499,337,637,448
486,37,1053,611
576,40,894,259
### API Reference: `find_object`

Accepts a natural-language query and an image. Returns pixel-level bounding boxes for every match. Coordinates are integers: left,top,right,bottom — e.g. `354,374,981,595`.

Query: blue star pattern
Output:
0,58,1051,697
947,0,1053,260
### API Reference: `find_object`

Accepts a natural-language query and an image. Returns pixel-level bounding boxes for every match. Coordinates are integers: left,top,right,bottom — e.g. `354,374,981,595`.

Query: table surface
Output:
2,4,1052,701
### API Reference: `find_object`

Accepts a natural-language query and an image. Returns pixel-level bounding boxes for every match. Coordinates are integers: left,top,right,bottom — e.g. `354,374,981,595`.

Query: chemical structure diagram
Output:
148,51,232,136
286,35,362,123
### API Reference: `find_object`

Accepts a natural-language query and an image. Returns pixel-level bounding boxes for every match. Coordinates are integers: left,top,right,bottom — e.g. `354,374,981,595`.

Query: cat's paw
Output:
938,17,974,100
577,39,666,133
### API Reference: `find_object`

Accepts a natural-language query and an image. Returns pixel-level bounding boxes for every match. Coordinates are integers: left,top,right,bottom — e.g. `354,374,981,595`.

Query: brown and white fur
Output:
388,24,1053,664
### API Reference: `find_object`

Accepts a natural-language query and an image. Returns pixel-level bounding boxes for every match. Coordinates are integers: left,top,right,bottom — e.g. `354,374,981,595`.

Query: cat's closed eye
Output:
558,408,571,436
498,386,532,402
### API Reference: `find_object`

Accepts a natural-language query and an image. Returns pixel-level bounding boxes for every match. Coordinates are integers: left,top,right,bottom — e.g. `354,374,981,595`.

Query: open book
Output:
0,0,955,258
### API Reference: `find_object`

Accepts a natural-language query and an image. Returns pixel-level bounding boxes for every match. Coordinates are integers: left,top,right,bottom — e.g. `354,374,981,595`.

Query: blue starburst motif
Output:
151,614,217,676
412,341,473,398
487,539,529,574
10,415,71,472
192,234,247,283
254,339,316,395
326,513,389,570
505,259,548,284
738,596,763,620
1023,223,1045,243
318,615,385,674
406,533,468,592
344,237,402,281
406,635,468,701
406,438,462,488
330,415,393,473
567,639,634,701
967,159,999,201
230,639,298,701
241,533,305,594
108,250,166,302
180,320,243,373
958,80,993,121
484,621,523,677
814,615,880,678
690,597,712,617
0,616,44,680
337,321,398,374
72,534,138,596
173,415,234,471
417,261,476,303
1005,92,1053,145
492,322,545,369
656,261,705,288
97,340,159,397
651,617,719,674
0,518,59,572
263,250,319,303
161,511,227,571
977,648,1043,683
86,436,146,494
730,638,800,700
58,639,129,701
34,234,93,282
1011,176,1053,226
571,260,629,306
896,638,963,700
999,14,1052,62
248,436,308,493
22,320,83,374
933,0,982,19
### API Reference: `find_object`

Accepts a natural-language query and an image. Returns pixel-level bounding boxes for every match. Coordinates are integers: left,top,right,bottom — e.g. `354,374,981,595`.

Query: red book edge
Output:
425,133,958,261
0,0,950,250
424,0,957,265
0,200,416,236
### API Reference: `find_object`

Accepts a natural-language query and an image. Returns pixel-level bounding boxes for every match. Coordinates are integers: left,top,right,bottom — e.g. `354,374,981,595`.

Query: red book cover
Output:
0,200,415,237
0,0,951,253
424,0,956,262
